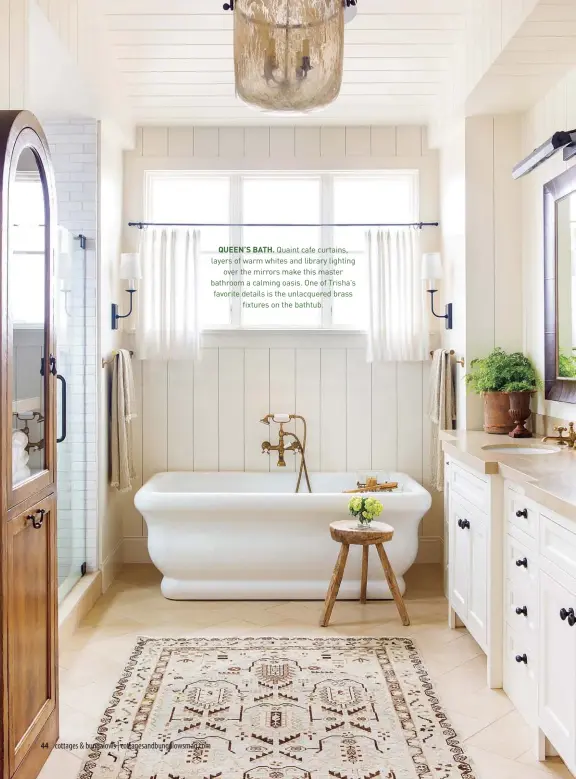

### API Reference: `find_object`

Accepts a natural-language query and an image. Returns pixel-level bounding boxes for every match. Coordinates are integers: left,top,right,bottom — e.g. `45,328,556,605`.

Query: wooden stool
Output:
320,520,410,627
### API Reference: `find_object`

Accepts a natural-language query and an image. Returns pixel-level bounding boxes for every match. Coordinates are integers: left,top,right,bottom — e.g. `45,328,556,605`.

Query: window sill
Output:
200,328,367,349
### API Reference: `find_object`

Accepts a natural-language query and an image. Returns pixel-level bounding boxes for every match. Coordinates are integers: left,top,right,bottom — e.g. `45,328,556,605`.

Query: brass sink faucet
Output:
542,422,576,448
260,414,312,492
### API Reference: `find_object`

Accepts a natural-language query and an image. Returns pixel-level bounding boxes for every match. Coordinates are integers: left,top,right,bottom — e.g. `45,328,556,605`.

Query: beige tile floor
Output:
40,563,573,779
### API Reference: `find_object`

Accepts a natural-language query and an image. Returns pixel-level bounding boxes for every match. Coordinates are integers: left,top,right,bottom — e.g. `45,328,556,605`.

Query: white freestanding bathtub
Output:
134,472,432,601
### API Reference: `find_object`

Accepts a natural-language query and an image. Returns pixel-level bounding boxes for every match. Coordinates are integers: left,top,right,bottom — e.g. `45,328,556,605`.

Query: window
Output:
10,178,45,326
146,171,418,330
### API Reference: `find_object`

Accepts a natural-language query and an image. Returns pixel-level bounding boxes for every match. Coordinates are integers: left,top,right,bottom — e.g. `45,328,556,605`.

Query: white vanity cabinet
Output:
443,436,576,775
445,457,503,688
538,510,576,775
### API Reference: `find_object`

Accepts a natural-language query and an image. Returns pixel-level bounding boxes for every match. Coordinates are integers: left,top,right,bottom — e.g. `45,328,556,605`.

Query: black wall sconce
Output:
112,253,142,330
422,252,453,330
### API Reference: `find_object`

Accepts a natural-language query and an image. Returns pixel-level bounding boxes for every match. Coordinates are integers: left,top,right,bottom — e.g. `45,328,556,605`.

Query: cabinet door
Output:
468,516,488,648
6,493,58,777
449,496,471,620
539,570,576,773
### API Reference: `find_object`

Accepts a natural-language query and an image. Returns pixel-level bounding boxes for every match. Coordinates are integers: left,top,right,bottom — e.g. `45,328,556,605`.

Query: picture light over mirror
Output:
512,129,576,180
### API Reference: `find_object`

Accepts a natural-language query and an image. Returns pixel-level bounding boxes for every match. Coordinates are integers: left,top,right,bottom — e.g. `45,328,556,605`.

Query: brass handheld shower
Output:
260,413,312,493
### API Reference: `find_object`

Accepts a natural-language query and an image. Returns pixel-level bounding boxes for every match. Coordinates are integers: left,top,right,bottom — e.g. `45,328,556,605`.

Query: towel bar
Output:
102,350,134,368
429,349,465,368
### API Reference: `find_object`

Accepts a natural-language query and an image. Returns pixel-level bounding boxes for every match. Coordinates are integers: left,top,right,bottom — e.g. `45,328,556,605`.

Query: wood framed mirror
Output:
544,165,576,402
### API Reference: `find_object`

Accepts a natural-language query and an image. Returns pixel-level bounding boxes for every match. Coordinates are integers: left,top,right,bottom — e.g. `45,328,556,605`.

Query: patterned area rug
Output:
78,636,475,779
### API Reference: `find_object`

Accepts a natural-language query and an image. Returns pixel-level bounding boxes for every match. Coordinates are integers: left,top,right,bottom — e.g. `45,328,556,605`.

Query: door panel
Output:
7,129,57,509
539,571,576,771
450,496,470,619
7,493,58,775
468,516,488,648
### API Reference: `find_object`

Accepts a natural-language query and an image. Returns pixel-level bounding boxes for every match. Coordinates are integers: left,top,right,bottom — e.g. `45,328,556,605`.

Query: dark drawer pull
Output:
516,558,528,568
560,608,575,627
516,509,528,519
457,518,470,530
28,509,46,529
515,654,528,664
515,606,528,617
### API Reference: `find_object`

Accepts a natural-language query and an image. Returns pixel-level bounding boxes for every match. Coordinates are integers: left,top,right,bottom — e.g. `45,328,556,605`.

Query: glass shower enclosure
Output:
55,227,88,602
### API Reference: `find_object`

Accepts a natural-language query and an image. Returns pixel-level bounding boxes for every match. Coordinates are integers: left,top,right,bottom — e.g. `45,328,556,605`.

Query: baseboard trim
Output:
123,536,152,564
58,570,102,644
102,540,124,591
415,536,443,564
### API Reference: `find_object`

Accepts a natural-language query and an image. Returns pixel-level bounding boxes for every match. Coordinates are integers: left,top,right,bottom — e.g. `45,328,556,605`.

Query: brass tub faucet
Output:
261,414,312,492
542,422,576,448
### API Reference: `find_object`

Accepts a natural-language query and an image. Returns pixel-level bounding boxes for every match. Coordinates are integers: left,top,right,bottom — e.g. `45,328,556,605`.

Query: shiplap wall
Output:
120,124,444,565
0,0,27,107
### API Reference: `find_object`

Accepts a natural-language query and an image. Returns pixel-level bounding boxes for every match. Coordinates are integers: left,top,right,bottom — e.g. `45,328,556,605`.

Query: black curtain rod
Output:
128,221,439,229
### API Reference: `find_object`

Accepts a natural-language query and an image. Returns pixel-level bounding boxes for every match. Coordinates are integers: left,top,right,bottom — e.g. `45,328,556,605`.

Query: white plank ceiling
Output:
103,0,465,125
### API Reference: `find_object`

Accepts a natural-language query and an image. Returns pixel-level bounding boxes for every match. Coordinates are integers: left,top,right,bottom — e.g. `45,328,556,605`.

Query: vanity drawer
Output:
505,577,538,640
540,514,576,581
503,622,537,727
506,484,539,540
506,534,538,592
449,461,488,514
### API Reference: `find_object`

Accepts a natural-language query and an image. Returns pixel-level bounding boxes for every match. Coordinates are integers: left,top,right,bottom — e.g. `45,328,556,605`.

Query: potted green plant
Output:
465,348,541,436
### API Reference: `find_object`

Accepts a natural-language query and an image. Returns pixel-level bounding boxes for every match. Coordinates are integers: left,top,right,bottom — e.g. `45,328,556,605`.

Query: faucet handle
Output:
554,425,567,436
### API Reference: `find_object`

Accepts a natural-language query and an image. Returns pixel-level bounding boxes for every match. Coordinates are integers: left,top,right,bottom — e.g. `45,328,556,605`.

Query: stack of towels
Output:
12,430,31,483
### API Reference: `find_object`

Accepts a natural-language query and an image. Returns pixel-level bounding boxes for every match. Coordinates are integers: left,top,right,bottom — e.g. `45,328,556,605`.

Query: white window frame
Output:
144,169,419,334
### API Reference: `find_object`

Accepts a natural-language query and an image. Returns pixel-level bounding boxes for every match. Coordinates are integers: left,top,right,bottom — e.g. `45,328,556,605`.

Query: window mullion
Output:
230,174,242,327
321,174,333,328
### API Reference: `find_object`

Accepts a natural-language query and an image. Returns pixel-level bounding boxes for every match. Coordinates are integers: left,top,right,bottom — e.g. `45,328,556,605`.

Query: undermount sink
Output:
481,444,560,455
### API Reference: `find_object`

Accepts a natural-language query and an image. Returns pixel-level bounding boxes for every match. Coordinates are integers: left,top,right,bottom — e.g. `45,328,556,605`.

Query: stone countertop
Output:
440,429,576,523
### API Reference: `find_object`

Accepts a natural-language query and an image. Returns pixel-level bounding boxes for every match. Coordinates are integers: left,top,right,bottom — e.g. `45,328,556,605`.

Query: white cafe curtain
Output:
366,228,427,363
137,227,201,360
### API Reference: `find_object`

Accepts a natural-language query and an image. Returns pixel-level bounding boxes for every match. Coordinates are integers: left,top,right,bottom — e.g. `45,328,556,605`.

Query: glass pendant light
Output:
234,0,344,113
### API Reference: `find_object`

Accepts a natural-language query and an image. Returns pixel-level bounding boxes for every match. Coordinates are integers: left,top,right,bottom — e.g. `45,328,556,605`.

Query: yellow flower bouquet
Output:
348,496,383,527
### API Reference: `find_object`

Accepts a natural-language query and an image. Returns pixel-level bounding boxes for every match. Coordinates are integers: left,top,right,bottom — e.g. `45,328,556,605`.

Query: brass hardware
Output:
28,509,46,529
261,414,312,493
102,350,134,368
542,422,576,448
429,349,465,367
14,411,45,453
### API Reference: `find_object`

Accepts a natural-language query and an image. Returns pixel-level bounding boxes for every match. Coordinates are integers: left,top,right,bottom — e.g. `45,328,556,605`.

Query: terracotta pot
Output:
483,392,514,434
508,391,534,439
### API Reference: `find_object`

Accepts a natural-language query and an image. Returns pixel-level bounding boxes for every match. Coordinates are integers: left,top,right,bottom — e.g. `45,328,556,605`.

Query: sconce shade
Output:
120,252,142,281
234,0,344,113
421,252,443,282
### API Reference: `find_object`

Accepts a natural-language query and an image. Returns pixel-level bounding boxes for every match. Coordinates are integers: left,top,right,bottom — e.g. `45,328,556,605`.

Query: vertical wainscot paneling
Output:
193,348,219,469
142,360,168,481
295,349,321,473
320,349,347,471
371,361,398,472
396,362,424,482
218,349,245,470
244,349,270,471
270,348,296,471
167,361,195,471
346,349,372,471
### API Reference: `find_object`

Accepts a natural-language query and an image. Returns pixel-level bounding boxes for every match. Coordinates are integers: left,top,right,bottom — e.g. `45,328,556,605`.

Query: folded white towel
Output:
110,350,137,492
429,349,456,492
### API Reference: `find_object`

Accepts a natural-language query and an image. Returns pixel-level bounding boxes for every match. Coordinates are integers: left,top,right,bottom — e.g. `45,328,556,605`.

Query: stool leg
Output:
375,543,410,626
360,545,369,604
321,543,349,627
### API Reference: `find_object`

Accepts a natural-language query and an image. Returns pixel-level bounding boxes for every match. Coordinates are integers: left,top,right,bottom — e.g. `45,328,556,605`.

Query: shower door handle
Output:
57,374,67,444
